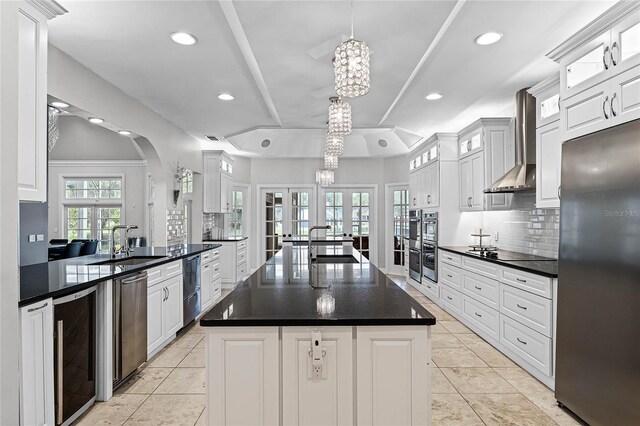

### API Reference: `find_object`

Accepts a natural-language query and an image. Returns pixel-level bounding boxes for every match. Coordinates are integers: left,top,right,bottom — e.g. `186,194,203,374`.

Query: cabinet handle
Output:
412,197,416,206
603,45,610,70
516,303,528,310
447,296,453,301
467,140,471,152
557,185,562,200
516,278,527,283
56,320,64,425
474,285,482,291
517,337,528,345
603,95,610,119
611,41,619,66
610,92,618,117
27,301,48,312
475,312,482,318
447,274,453,278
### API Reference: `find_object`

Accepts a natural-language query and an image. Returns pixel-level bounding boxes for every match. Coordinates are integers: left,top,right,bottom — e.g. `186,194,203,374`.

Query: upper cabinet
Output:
548,2,640,141
17,1,66,202
457,119,514,212
203,151,234,213
407,133,457,210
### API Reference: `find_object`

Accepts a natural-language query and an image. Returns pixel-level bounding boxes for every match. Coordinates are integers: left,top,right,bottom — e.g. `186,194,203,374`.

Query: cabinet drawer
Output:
147,266,164,287
237,240,247,251
201,251,212,264
165,260,183,279
500,315,552,376
440,251,461,267
500,267,552,299
500,284,552,338
440,264,461,290
461,256,500,280
237,262,248,279
461,295,500,341
440,286,462,315
422,280,439,302
237,249,248,264
462,271,499,310
211,249,221,261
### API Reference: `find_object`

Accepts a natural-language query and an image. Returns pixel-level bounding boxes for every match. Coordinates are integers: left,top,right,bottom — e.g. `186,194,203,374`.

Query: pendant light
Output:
334,0,370,98
328,96,352,136
325,133,344,157
324,153,339,170
315,169,335,187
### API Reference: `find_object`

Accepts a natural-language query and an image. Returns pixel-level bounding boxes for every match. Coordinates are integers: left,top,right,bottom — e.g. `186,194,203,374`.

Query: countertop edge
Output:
203,237,248,242
438,246,558,278
199,318,436,327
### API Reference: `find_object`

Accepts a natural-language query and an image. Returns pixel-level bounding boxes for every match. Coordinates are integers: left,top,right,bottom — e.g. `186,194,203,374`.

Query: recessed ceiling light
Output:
218,93,235,101
118,130,131,136
50,101,69,108
475,32,503,46
170,32,197,46
88,117,104,124
425,93,443,100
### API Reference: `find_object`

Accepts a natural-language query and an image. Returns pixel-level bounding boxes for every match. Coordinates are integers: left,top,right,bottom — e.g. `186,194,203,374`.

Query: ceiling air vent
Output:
205,135,219,141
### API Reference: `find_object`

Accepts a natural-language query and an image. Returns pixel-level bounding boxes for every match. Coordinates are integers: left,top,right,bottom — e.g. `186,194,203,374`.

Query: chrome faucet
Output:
308,225,331,260
110,225,128,259
125,225,139,256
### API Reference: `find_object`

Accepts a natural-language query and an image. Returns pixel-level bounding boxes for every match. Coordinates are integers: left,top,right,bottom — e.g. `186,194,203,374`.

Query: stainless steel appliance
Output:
422,212,438,283
408,209,422,282
556,119,640,425
54,286,97,425
183,254,201,325
113,271,147,387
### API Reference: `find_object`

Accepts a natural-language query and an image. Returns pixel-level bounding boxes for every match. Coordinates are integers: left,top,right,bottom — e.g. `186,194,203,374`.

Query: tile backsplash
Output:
481,194,560,259
202,212,225,240
167,209,186,245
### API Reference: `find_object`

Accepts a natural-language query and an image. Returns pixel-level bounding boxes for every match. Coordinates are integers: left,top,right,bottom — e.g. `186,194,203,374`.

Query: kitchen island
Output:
200,245,435,425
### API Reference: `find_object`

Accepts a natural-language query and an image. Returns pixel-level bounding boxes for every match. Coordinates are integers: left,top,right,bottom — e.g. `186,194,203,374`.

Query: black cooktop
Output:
464,249,551,261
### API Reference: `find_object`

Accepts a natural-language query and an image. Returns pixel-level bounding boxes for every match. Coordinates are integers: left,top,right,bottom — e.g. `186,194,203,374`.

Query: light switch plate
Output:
36,234,44,241
28,235,36,243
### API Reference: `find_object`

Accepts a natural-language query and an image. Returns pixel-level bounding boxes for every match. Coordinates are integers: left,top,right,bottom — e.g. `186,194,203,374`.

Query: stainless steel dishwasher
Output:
113,270,148,388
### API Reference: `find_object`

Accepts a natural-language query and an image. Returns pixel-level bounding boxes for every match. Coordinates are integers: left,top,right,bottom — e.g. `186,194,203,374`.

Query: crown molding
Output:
547,0,640,63
48,160,148,168
528,73,561,98
26,0,67,20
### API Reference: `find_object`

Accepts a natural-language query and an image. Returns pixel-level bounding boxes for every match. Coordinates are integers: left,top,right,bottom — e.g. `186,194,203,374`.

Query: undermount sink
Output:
91,256,167,266
311,254,359,264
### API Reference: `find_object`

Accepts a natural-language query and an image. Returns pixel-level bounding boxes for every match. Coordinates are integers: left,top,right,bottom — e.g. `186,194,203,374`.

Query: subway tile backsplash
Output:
482,194,559,259
167,209,186,245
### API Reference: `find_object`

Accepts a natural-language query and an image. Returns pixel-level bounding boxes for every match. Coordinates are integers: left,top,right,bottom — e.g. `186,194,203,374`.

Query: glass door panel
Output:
352,191,371,259
265,191,284,261
392,189,409,267
566,44,606,89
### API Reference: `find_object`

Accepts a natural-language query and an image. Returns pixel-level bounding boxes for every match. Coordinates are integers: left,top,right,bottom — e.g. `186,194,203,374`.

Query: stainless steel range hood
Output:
484,89,536,193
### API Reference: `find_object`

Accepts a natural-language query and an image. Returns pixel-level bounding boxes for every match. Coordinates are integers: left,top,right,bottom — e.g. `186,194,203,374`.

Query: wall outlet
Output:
36,234,44,241
28,235,36,243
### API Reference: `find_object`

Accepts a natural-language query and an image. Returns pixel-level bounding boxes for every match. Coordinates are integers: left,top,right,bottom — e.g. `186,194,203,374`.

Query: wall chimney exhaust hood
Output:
484,89,536,193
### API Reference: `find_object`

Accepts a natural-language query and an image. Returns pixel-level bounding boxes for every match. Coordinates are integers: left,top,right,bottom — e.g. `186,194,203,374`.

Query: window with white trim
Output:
229,190,244,237
181,169,193,194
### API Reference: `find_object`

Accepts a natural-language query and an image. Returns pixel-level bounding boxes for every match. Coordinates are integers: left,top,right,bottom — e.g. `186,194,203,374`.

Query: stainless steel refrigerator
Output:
556,119,640,425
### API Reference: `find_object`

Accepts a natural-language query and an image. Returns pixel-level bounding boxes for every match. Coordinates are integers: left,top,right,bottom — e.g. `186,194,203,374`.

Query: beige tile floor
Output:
74,280,585,426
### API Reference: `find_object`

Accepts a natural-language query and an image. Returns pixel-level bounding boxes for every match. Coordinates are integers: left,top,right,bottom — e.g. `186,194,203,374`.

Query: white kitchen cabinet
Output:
147,261,184,356
458,119,513,212
282,327,353,426
207,327,280,426
356,326,431,426
422,162,439,208
408,170,421,208
200,248,221,314
20,299,55,426
200,261,212,311
203,151,234,213
560,79,611,141
535,121,562,208
211,239,249,288
609,63,640,125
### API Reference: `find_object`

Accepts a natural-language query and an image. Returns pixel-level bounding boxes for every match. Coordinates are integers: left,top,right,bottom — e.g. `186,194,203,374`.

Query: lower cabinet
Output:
210,240,249,288
206,326,431,426
147,273,183,356
201,249,222,313
20,299,55,426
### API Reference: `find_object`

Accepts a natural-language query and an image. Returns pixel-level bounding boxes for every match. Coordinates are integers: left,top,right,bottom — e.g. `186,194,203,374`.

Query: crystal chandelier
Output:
333,1,370,98
47,106,60,152
315,169,335,187
324,153,339,170
325,133,344,157
328,96,351,135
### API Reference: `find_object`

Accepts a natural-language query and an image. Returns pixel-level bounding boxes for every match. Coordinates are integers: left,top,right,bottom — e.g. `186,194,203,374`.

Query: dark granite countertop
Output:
19,244,221,307
282,236,354,244
439,246,558,278
202,236,248,242
200,245,435,327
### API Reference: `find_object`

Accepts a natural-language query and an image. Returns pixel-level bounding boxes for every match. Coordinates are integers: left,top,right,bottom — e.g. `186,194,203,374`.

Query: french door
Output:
262,187,316,261
386,184,409,275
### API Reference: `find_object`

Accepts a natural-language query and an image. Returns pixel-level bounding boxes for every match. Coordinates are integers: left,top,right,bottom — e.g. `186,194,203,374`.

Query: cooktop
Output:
464,248,553,261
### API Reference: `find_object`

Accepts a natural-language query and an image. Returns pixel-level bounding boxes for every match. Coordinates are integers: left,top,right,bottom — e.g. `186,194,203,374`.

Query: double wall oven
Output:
408,209,422,282
422,212,438,283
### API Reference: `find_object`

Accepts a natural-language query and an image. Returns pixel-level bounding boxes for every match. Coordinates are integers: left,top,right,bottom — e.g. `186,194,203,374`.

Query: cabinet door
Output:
420,166,431,208
147,284,164,355
458,157,473,211
163,275,183,337
203,157,219,213
356,326,430,426
610,63,640,126
561,32,611,100
408,172,421,208
610,13,640,75
282,327,353,426
561,80,612,140
422,164,439,208
470,152,485,211
20,299,55,426
536,121,562,208
17,3,47,202
200,262,212,311
429,163,439,208
484,126,513,210
220,173,232,213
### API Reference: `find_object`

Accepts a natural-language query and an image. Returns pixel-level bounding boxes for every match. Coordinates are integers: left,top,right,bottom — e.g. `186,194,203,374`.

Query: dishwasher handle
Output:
122,271,148,285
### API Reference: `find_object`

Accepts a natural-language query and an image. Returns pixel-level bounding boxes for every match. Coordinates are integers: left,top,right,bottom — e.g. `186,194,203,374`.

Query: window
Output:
181,169,193,194
352,191,370,259
64,177,124,253
229,190,244,237
290,191,310,236
392,190,409,266
325,191,344,236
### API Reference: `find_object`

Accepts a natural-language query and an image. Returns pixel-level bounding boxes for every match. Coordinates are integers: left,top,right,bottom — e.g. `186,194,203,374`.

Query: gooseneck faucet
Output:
125,225,139,256
308,225,331,260
110,225,128,259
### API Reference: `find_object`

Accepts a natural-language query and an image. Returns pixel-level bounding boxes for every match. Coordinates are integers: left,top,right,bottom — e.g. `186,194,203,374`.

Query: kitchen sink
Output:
311,254,359,264
91,256,167,266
